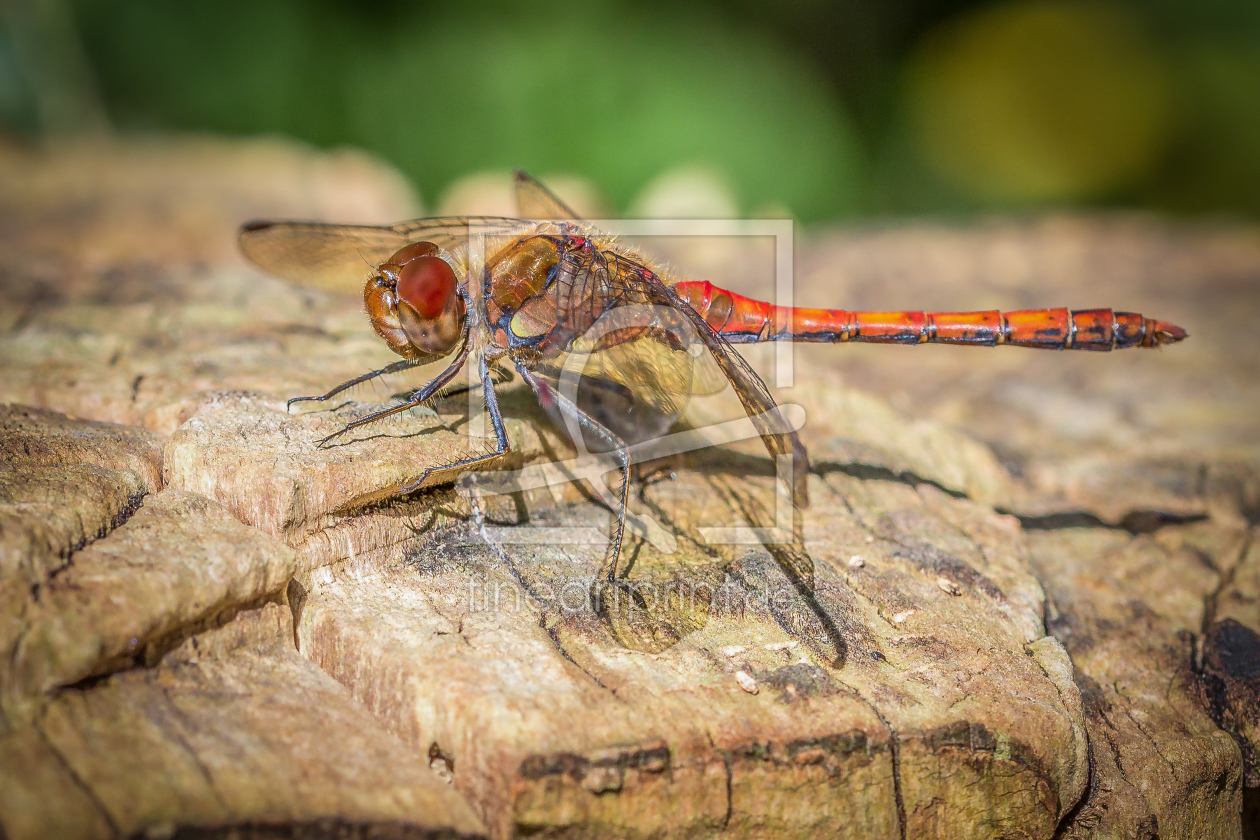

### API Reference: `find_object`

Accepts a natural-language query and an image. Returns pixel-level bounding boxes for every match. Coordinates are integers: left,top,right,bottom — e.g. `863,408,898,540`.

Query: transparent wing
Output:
564,339,700,422
591,337,727,404
600,251,811,510
238,221,412,293
570,310,726,409
389,215,536,251
529,284,724,446
238,216,534,294
513,170,582,221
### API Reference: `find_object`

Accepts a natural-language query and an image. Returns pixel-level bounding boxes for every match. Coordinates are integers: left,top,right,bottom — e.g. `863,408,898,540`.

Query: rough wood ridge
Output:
1,138,1257,838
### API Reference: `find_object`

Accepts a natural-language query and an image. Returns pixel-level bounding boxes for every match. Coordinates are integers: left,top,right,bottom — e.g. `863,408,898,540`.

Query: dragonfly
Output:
239,171,1188,584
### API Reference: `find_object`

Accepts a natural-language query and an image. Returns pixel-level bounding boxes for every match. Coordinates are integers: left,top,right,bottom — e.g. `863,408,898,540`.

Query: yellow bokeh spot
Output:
905,0,1175,203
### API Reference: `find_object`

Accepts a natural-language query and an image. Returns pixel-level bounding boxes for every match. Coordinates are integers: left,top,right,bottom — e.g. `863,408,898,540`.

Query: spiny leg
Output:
319,344,471,447
427,362,514,406
514,362,632,582
395,355,511,495
288,359,427,412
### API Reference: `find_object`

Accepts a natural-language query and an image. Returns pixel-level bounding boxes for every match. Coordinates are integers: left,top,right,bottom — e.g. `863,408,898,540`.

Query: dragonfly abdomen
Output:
674,280,1187,350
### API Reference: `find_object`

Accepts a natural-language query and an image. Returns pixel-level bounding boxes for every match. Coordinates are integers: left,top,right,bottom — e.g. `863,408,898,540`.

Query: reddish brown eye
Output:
396,255,457,319
388,240,439,267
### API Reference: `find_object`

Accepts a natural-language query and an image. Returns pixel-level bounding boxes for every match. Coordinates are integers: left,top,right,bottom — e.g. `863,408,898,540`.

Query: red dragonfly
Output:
239,171,1187,582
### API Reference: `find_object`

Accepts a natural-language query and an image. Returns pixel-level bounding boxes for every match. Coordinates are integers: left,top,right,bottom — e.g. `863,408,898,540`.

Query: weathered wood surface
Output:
1,604,486,839
0,138,1257,838
791,216,1260,839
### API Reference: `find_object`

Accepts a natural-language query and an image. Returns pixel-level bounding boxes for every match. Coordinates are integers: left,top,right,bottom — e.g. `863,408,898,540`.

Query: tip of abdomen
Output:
1149,319,1188,346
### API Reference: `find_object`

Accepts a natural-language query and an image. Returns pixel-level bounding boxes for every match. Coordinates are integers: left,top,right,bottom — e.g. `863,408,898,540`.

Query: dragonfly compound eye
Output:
397,255,457,320
387,248,463,355
363,242,464,358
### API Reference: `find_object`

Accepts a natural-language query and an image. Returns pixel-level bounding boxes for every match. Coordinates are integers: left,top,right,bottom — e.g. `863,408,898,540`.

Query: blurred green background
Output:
1,0,1257,221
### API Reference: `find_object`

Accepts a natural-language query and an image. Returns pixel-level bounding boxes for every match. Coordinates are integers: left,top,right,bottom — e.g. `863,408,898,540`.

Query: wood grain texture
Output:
1,612,487,839
0,137,1256,838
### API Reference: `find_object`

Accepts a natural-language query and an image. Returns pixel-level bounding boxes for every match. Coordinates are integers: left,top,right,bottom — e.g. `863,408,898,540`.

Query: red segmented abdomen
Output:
673,281,1187,350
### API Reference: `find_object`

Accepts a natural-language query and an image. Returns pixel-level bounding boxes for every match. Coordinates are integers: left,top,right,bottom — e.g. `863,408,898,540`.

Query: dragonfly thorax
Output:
364,241,465,359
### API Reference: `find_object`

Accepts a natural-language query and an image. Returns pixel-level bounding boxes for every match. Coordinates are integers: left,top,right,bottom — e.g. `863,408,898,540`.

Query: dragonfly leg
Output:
514,361,631,582
428,361,514,405
288,359,426,412
394,355,510,495
318,345,471,447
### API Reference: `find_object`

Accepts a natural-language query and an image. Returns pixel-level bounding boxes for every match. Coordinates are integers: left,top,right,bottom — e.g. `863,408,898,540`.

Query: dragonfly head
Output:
365,241,465,358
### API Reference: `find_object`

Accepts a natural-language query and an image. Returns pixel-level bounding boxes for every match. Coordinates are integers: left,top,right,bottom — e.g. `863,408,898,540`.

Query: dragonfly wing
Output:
238,221,413,294
535,362,683,451
575,338,694,419
239,216,534,293
389,215,538,253
685,344,730,397
551,246,807,506
537,335,696,449
535,256,707,447
513,170,583,221
606,253,810,510
691,310,810,509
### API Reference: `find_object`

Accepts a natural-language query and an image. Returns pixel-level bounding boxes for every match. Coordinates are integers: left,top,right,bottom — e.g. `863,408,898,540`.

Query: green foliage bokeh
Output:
71,0,863,219
3,0,1254,220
